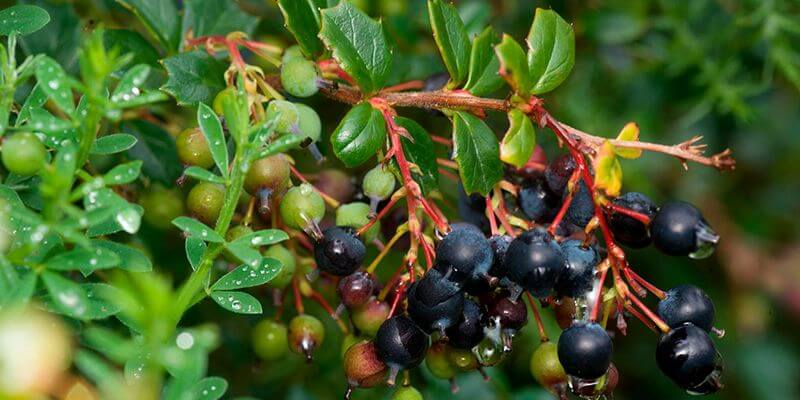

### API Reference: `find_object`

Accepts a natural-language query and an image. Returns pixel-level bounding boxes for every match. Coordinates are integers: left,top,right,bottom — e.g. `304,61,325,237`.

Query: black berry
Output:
656,324,721,393
445,299,485,350
657,284,715,332
557,321,613,379
407,272,465,335
433,226,493,286
465,234,511,294
555,239,600,298
519,177,560,222
314,226,366,276
565,180,595,228
545,154,576,194
504,229,565,297
486,295,528,332
608,192,658,248
375,315,430,385
651,201,718,258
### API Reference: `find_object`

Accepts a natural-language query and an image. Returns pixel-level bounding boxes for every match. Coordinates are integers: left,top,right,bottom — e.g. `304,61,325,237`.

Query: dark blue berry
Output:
656,324,721,393
423,72,450,92
519,177,560,222
314,226,366,276
413,267,461,306
407,274,465,335
651,202,718,258
375,315,430,371
504,229,565,297
465,234,511,295
657,285,715,332
555,239,600,298
445,299,486,350
609,192,657,249
545,154,576,194
433,226,493,286
557,322,613,379
565,181,595,228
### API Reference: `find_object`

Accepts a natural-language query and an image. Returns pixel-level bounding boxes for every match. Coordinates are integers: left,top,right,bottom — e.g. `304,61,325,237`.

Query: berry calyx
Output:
281,58,319,98
555,239,600,298
294,103,323,159
557,321,613,380
657,284,716,332
352,299,390,337
656,324,721,393
263,245,296,289
186,182,225,225
375,315,430,385
433,226,494,287
279,183,325,231
530,341,567,390
518,177,560,223
651,201,719,258
252,320,288,361
608,192,657,248
313,226,366,276
337,271,378,309
288,314,325,362
176,128,214,169
504,229,565,298
1,132,47,176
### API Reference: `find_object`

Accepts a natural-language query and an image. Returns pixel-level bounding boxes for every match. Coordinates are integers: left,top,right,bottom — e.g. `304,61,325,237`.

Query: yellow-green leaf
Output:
614,122,642,159
594,141,623,197
500,109,536,168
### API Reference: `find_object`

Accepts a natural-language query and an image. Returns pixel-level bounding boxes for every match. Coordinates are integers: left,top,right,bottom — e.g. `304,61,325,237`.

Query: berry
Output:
294,103,322,143
186,182,225,225
263,245,296,289
656,324,721,393
316,169,356,203
557,322,613,380
391,386,423,400
343,341,387,390
352,299,390,337
433,226,493,286
518,177,560,222
475,337,505,367
176,128,214,169
407,274,465,335
281,58,319,98
279,183,325,231
314,226,365,276
266,100,299,134
288,314,325,361
608,192,657,248
341,334,365,359
252,320,288,361
337,271,378,309
465,234,511,295
140,186,184,230
445,299,485,350
423,72,450,92
425,342,456,380
375,315,430,384
565,181,594,228
545,154,576,193
530,341,567,389
1,132,47,176
244,154,291,198
362,165,396,203
447,347,479,371
281,45,304,64
555,239,600,298
410,267,461,306
651,201,719,258
657,284,715,332
486,295,528,332
504,229,565,297
336,202,380,242
212,86,236,115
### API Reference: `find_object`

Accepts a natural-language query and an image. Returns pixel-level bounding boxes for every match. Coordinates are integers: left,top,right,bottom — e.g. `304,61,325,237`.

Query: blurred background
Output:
4,0,800,399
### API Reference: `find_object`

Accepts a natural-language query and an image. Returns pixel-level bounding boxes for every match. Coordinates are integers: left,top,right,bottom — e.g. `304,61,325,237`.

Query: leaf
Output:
35,56,75,115
115,0,180,52
229,229,289,247
92,134,138,155
318,1,392,94
495,35,532,95
172,217,224,243
197,103,229,178
18,0,81,74
92,240,152,272
103,160,143,185
183,0,259,38
613,122,642,159
212,258,282,291
210,291,263,314
258,134,305,159
0,5,50,36
184,166,225,184
43,246,121,273
526,8,575,95
427,0,471,86
464,27,504,96
16,83,48,126
84,188,143,236
452,111,503,195
185,236,207,271
41,271,91,319
81,283,123,319
104,29,160,68
191,376,228,400
594,140,623,197
276,0,323,58
161,50,227,105
330,103,387,167
500,109,536,168
394,117,439,194
82,326,135,363
223,242,262,267
111,64,151,104
123,120,182,184
0,270,37,307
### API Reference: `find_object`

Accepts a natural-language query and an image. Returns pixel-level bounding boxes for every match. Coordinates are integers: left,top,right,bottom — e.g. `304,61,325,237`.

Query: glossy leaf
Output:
42,271,91,319
428,0,471,86
614,122,643,159
111,64,151,104
103,160,143,185
0,5,50,36
116,0,180,51
452,112,503,195
210,291,263,314
172,217,224,243
277,0,323,58
212,258,282,291
81,283,123,319
258,134,305,159
184,166,225,184
330,103,387,167
229,229,289,248
18,1,80,74
197,103,229,178
500,109,536,168
318,1,392,94
465,27,504,96
92,134,138,155
191,376,228,400
35,56,75,115
161,50,227,105
183,0,259,38
16,83,48,126
395,117,439,194
594,140,623,197
526,8,575,94
185,236,207,271
43,246,121,273
495,35,532,95
92,240,152,272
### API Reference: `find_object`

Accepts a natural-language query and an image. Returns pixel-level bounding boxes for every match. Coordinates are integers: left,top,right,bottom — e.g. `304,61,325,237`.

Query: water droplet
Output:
117,208,141,234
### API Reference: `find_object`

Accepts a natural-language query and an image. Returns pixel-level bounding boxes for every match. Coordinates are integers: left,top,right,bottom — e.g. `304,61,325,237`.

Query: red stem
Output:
292,278,304,315
525,292,549,342
486,196,499,236
606,203,652,225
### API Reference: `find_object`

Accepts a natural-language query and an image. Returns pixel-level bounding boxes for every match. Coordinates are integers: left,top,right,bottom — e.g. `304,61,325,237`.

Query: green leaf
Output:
83,326,136,364
184,166,225,184
427,0,471,86
500,109,536,168
276,0,323,58
82,283,123,319
16,83,48,126
318,1,392,94
18,0,81,74
0,5,50,36
0,270,37,307
161,50,227,105
41,271,91,319
84,188,143,236
258,134,305,159
613,122,642,159
330,103,387,167
104,29,160,68
594,140,623,197
74,350,123,392
92,134,138,155
172,217,224,243
191,376,228,400
116,0,180,52
229,229,289,247
123,120,182,185
452,111,502,195
210,291,263,314
185,236,207,271
223,242,262,267
111,64,151,104
183,0,259,38
44,246,121,273
35,56,75,115
495,34,532,95
92,240,152,272
394,117,439,194
464,27,504,96
212,258,282,291
197,103,229,178
103,160,143,185
526,8,575,95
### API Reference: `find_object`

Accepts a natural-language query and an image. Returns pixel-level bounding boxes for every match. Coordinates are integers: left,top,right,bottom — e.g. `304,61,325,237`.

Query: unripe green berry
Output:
336,202,380,242
288,314,325,361
1,132,47,176
186,182,225,225
212,86,237,115
279,183,325,231
176,128,214,169
351,299,390,337
425,342,456,379
263,245,296,289
295,103,321,143
266,100,299,134
391,386,423,400
282,45,304,64
140,186,185,230
448,347,479,372
363,165,396,201
475,337,504,367
244,154,291,196
224,225,254,263
252,320,288,361
530,341,566,388
281,58,319,98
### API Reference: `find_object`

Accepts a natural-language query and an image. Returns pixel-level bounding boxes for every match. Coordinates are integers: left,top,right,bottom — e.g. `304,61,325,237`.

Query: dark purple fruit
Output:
433,226,493,286
545,154,576,193
557,321,612,379
338,272,378,309
657,285,715,332
314,226,366,276
565,181,595,228
407,276,465,335
504,229,565,297
555,240,600,298
656,324,721,393
608,192,657,248
375,316,430,385
651,202,718,258
445,299,485,350
519,177,560,223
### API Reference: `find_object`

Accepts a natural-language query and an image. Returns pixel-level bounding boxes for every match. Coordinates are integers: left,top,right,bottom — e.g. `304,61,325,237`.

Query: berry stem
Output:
307,290,349,334
366,228,408,274
605,202,652,225
357,188,403,236
525,292,549,342
485,196,499,236
492,187,517,237
289,164,341,208
292,277,305,315
547,170,580,236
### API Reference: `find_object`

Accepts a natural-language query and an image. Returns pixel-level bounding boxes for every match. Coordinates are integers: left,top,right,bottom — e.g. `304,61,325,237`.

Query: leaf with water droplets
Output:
229,229,289,248
81,283,123,319
103,160,143,185
197,103,229,179
41,271,91,319
185,236,207,271
191,376,228,400
35,56,75,115
0,5,50,36
111,64,150,103
210,290,262,314
15,84,48,127
223,242,261,267
172,217,224,243
212,257,282,291
0,270,37,307
184,166,225,184
43,246,121,274
92,240,152,272
91,134,138,155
